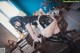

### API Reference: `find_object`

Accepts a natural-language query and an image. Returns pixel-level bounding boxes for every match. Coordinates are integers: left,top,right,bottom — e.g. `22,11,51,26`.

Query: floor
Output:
33,31,80,53
63,3,80,31
0,23,17,53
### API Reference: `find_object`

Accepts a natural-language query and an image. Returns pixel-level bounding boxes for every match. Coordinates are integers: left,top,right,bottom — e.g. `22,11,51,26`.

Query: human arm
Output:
25,23,40,42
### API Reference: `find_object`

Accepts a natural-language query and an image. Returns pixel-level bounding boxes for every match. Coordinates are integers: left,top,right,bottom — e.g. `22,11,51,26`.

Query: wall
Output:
10,0,43,15
10,0,59,15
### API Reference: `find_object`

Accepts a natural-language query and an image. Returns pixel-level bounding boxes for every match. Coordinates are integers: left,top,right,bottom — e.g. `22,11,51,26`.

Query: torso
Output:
37,15,60,38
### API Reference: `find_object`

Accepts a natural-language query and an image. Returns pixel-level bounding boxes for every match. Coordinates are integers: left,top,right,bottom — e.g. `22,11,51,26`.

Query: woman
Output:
10,16,41,42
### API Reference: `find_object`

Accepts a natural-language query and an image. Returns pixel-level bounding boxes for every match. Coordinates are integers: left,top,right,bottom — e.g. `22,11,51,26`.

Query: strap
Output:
36,16,44,31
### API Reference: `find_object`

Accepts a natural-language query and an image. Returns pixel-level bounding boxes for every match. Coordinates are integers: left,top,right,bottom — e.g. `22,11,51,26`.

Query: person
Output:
33,10,74,43
10,14,60,42
10,16,41,42
37,15,76,52
10,11,75,43
31,10,76,52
